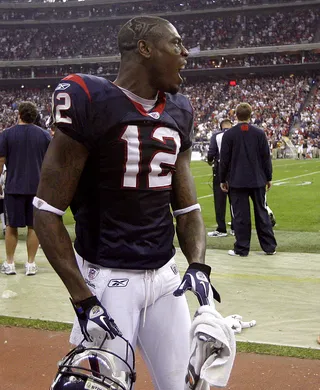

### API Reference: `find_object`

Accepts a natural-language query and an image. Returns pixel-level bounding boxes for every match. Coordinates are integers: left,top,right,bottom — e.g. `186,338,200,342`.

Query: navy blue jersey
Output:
219,123,272,188
0,124,51,194
51,74,194,270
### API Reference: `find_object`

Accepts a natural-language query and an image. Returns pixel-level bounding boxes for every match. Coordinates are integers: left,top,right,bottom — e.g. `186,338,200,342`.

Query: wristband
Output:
188,262,211,277
70,295,98,317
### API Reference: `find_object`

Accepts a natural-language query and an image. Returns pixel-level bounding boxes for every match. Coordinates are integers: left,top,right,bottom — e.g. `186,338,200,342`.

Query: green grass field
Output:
193,158,320,253
1,158,319,359
62,158,320,253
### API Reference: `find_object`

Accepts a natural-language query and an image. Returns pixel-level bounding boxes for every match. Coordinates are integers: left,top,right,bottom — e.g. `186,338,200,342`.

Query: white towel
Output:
185,306,236,390
224,314,257,334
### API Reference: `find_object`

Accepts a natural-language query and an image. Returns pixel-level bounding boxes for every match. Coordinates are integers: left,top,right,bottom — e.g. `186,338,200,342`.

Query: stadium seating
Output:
0,0,318,153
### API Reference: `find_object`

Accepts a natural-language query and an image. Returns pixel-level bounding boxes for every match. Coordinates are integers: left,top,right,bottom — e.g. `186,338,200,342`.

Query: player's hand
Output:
220,182,229,192
71,296,122,343
266,181,272,191
173,263,221,306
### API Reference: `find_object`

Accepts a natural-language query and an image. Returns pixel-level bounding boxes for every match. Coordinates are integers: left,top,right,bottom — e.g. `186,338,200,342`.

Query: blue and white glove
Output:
71,295,122,343
173,263,221,306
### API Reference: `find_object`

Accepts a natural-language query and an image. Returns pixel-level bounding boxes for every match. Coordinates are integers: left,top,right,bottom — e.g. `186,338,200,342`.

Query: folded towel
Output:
185,306,236,389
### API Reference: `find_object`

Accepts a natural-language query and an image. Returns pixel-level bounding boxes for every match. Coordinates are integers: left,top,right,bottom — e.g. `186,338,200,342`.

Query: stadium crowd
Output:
239,9,319,47
0,0,307,15
1,51,320,81
0,75,319,158
0,0,319,159
1,7,319,60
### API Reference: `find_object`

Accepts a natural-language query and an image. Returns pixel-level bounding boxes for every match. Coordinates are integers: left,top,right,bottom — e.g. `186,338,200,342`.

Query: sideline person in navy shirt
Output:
207,118,234,237
220,103,277,257
0,101,51,275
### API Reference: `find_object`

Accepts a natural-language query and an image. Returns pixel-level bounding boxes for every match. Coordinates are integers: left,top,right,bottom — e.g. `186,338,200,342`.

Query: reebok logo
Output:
108,279,129,287
55,83,70,91
171,264,178,275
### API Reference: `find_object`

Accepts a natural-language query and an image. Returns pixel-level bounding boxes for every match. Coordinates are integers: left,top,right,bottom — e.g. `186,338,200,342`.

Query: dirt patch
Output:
0,327,319,390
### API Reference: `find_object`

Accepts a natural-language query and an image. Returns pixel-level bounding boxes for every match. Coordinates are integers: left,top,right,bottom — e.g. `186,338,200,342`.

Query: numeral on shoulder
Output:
55,92,72,124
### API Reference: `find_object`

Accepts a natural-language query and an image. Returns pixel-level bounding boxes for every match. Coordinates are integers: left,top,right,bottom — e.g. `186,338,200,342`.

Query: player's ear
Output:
138,39,152,59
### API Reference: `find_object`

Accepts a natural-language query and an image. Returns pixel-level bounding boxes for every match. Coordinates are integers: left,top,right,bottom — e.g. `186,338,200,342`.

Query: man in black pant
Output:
219,103,277,257
207,118,234,237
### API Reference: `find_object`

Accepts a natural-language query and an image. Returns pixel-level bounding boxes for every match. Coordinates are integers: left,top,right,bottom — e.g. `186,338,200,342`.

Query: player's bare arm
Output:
33,129,91,303
172,147,206,265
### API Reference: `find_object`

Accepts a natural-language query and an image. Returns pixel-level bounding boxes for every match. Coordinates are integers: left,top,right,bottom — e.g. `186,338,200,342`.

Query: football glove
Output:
71,295,122,343
173,263,221,306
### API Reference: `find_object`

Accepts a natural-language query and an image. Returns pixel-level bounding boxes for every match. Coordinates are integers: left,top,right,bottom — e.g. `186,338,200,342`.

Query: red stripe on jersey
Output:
128,91,166,117
63,74,91,101
154,92,166,115
130,99,148,116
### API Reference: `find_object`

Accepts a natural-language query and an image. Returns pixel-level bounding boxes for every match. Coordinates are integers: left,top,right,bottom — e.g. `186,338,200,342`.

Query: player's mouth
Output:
178,62,187,81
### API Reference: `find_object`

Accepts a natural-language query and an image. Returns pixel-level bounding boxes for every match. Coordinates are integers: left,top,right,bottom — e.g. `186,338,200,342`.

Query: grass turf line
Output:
1,315,319,360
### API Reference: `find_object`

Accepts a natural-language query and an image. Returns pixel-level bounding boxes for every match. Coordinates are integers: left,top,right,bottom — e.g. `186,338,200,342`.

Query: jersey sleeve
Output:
51,74,95,150
179,99,194,153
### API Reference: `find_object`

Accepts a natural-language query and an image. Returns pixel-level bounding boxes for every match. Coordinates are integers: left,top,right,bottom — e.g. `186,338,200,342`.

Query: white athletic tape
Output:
173,203,201,218
33,196,65,216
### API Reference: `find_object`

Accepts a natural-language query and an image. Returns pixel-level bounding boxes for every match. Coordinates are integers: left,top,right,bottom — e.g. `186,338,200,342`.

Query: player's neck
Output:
114,70,158,100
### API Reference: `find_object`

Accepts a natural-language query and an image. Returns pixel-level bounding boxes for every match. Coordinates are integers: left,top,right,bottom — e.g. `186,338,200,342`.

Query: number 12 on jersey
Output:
121,125,181,189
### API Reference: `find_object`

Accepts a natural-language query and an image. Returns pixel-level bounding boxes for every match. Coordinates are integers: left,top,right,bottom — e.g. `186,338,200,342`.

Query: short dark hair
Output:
236,103,252,121
220,118,233,130
118,16,171,55
18,101,38,124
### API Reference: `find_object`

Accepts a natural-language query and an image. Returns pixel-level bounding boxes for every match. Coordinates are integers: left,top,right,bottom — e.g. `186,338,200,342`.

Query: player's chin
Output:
165,76,182,94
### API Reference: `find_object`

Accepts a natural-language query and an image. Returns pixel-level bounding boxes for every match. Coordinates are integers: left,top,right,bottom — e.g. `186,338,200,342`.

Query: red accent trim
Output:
63,74,91,101
128,93,166,117
112,82,167,117
153,92,166,115
241,124,249,131
130,100,148,116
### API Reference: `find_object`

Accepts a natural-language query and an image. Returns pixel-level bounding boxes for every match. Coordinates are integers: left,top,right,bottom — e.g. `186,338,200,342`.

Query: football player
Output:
34,16,220,390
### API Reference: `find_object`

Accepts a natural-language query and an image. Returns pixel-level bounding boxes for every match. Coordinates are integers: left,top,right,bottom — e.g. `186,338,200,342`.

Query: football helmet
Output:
50,336,136,390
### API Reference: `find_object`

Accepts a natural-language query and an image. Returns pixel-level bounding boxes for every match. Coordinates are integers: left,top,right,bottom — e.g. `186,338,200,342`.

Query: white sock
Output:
0,213,5,230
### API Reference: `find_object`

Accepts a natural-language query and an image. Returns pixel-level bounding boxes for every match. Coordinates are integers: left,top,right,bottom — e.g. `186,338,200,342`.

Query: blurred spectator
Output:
0,76,319,156
0,8,319,60
0,0,306,17
0,101,51,276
